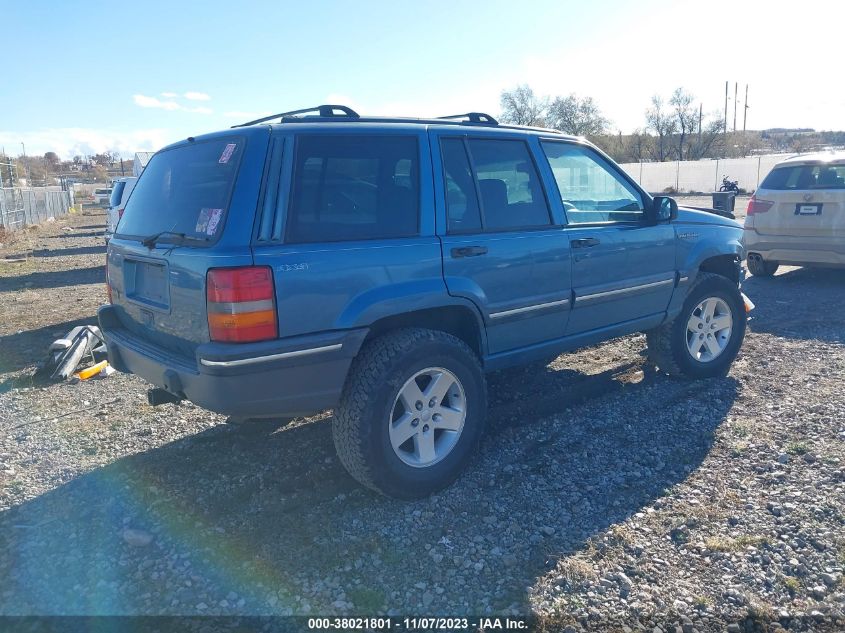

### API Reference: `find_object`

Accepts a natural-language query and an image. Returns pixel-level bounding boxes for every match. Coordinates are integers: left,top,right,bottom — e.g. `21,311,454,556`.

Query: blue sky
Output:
3,0,843,158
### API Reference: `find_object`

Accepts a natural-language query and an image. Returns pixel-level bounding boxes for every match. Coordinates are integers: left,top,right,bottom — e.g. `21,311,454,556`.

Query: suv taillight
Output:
117,208,125,220
207,266,277,343
746,195,774,215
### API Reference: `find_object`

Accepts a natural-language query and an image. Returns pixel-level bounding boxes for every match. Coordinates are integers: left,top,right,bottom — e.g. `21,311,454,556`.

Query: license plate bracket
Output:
795,203,823,216
124,258,170,311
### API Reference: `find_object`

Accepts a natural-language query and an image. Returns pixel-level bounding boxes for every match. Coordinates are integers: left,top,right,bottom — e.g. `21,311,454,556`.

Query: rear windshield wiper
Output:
140,231,185,249
139,231,209,249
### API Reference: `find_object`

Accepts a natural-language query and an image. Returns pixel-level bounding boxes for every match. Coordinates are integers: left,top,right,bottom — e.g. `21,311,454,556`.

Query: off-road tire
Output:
333,328,487,499
747,255,779,277
646,272,746,379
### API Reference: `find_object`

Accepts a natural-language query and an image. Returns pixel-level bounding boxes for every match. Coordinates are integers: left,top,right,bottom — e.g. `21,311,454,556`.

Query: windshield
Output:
116,137,245,244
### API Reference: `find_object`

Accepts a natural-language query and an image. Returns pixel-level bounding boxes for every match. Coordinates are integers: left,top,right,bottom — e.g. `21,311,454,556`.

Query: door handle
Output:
571,237,601,248
451,246,488,258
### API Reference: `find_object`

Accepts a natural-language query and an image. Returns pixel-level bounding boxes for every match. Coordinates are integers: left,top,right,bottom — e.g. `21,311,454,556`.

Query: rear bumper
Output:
98,305,368,417
743,230,845,267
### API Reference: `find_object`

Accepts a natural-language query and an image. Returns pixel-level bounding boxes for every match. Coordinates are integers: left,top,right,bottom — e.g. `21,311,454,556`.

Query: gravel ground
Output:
1,206,843,631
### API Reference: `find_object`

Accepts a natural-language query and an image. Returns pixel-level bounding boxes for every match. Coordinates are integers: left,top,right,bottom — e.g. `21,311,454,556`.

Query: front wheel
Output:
646,273,746,378
333,328,487,499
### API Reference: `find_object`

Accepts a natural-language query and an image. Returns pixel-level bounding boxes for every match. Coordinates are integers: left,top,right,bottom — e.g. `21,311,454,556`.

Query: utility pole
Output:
20,142,29,184
743,84,749,133
733,82,738,133
724,81,728,135
698,103,703,140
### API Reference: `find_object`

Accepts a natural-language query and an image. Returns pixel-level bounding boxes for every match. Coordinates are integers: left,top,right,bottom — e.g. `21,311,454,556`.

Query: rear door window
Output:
286,135,419,243
116,137,245,245
441,138,482,233
761,164,845,190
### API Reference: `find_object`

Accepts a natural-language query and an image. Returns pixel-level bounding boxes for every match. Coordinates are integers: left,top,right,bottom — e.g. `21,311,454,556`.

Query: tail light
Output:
207,266,277,343
117,208,125,220
746,195,774,215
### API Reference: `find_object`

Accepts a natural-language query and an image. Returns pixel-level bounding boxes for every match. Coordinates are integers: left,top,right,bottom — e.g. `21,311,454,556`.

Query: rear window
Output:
116,137,245,244
286,135,419,243
108,182,126,207
761,164,845,190
465,138,551,230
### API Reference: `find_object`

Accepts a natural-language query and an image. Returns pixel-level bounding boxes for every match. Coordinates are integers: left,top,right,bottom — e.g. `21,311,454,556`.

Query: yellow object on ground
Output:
76,360,109,380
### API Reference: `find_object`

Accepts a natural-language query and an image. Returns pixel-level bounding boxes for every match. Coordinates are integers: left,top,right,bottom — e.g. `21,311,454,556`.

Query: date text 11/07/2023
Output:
307,617,530,630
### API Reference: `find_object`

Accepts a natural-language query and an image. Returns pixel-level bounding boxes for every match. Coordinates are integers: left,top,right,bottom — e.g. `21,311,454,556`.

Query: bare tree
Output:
645,96,678,161
546,93,609,136
669,88,699,161
625,129,654,163
686,116,725,160
499,85,548,126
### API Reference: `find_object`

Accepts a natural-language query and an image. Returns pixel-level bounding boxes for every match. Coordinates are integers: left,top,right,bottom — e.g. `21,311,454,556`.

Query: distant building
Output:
133,152,155,177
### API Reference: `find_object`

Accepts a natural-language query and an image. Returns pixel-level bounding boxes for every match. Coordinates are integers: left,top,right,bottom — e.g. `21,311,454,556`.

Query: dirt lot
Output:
0,205,843,630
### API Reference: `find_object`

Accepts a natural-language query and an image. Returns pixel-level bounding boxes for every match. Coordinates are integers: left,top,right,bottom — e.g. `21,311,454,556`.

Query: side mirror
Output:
648,196,678,223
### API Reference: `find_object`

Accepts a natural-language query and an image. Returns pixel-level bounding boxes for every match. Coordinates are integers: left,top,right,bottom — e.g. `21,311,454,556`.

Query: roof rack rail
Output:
232,104,360,128
437,112,498,125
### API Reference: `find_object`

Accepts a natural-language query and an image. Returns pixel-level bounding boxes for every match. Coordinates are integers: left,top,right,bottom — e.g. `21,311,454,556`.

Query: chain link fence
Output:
619,154,791,195
0,187,74,231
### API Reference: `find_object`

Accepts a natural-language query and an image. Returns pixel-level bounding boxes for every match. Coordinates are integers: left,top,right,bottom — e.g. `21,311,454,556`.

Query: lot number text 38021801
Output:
307,617,529,630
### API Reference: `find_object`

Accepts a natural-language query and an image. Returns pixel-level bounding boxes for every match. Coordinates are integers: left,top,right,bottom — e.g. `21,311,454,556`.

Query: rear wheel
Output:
333,328,486,499
646,273,746,378
747,253,779,277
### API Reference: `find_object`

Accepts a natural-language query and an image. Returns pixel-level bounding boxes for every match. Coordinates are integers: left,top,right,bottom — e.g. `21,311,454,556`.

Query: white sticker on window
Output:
195,208,211,233
218,143,237,164
206,208,223,235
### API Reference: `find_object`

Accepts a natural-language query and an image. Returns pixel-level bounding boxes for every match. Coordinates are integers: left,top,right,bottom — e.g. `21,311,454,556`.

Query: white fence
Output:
0,187,74,231
619,154,792,194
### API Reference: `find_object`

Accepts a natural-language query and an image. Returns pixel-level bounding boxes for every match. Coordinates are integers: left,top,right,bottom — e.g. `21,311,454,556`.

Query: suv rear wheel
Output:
747,253,779,277
333,328,487,499
646,272,746,379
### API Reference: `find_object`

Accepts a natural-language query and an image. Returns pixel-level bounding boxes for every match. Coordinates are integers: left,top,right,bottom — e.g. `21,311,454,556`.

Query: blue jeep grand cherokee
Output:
100,105,747,499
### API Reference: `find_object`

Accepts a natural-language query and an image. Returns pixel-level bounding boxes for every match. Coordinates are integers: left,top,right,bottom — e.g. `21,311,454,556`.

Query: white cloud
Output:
184,91,211,101
132,94,212,115
133,94,182,111
161,92,178,98
0,127,176,160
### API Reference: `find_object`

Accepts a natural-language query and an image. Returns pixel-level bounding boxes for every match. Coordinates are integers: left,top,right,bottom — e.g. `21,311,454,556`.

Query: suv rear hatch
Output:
752,162,845,238
107,130,269,358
